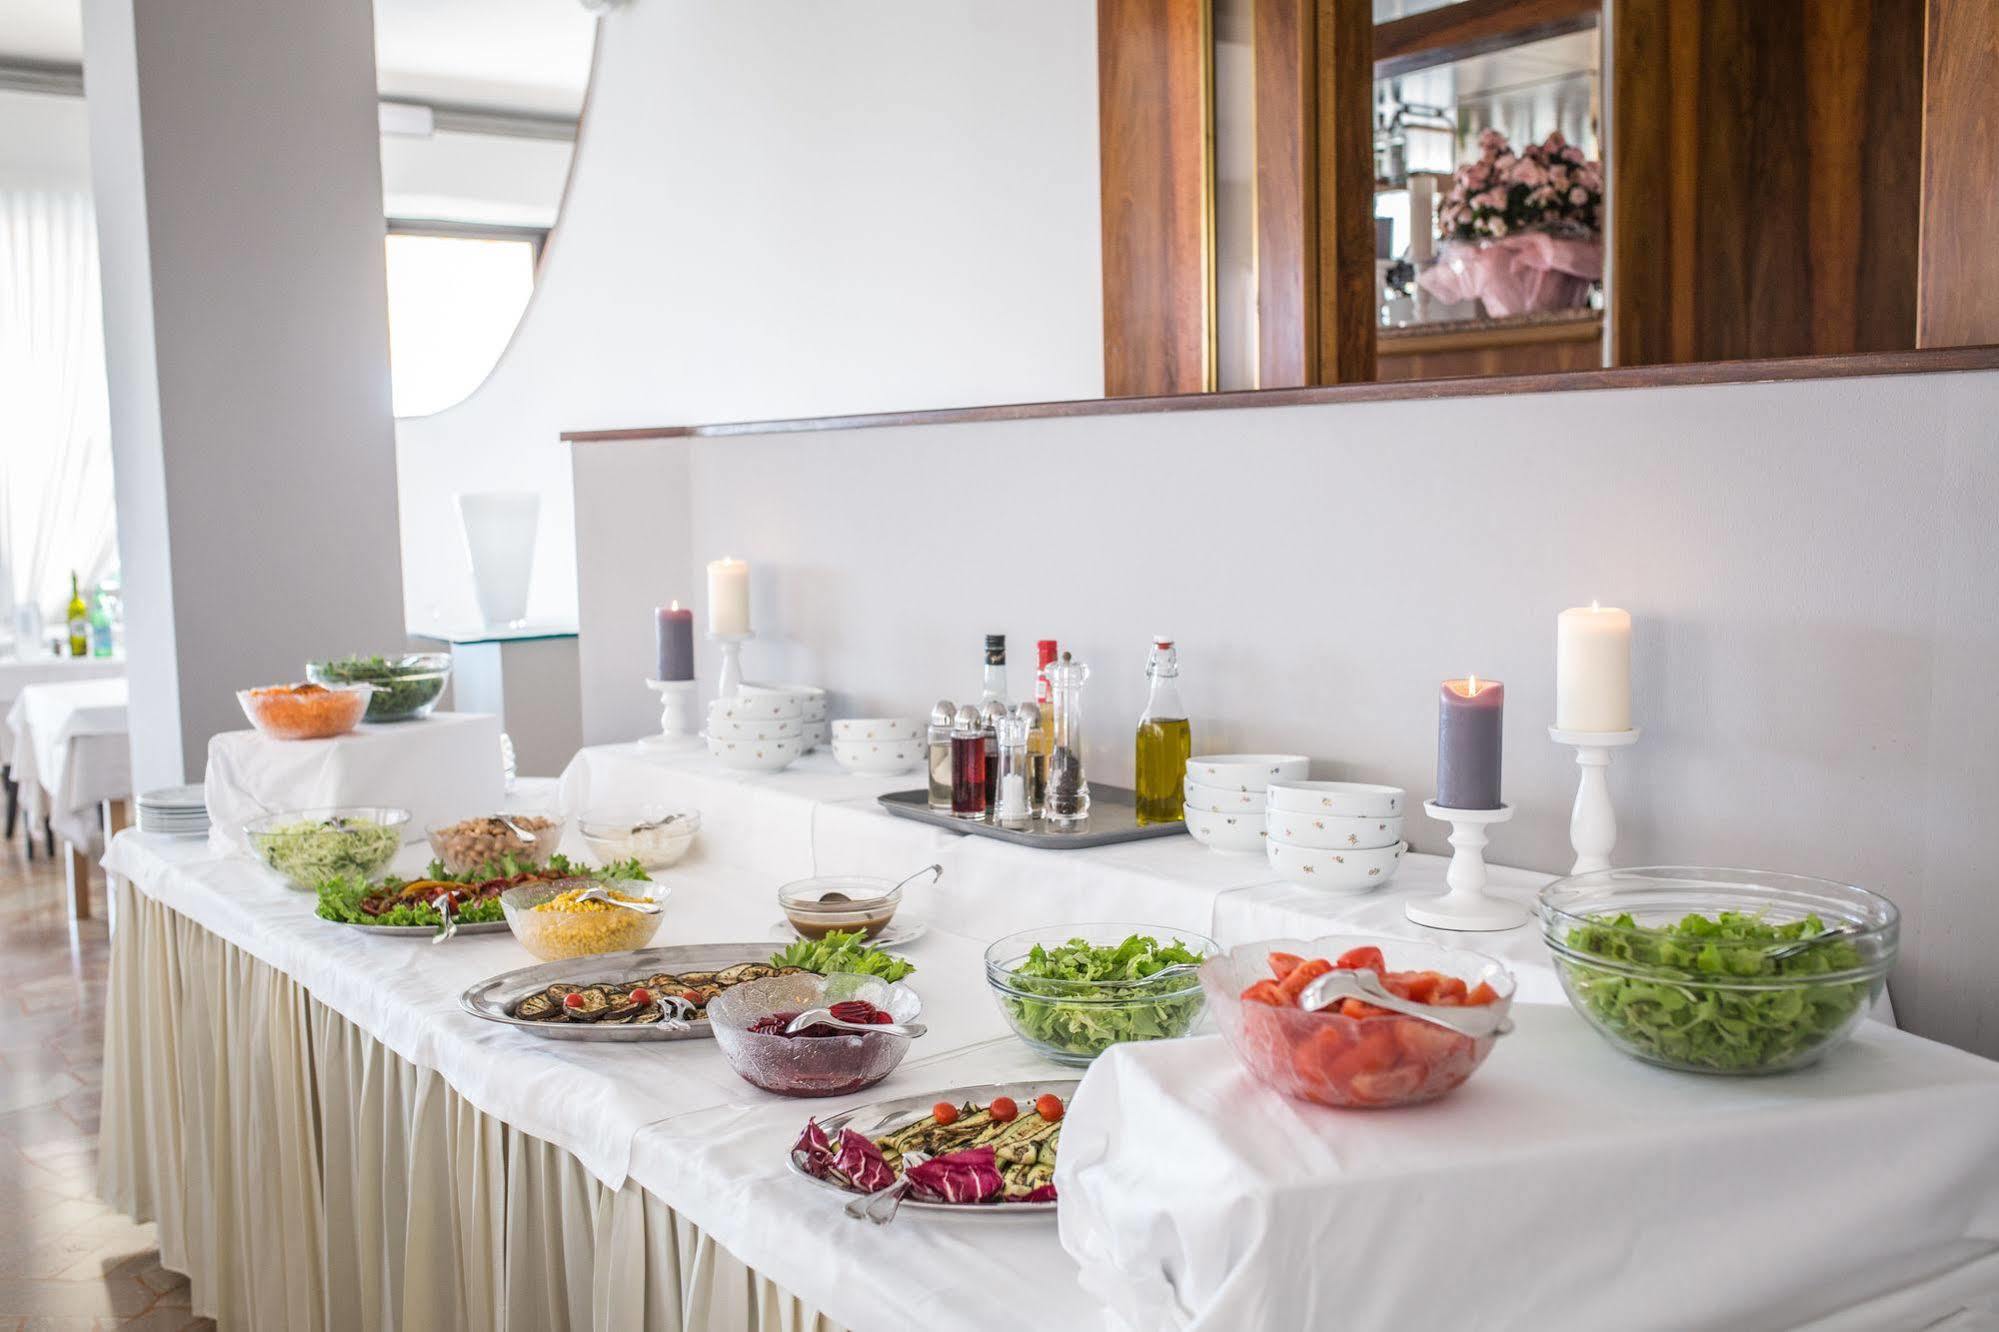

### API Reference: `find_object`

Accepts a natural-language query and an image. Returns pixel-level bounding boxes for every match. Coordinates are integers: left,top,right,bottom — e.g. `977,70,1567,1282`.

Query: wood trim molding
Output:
1254,0,1318,388
1315,0,1378,384
1375,0,1600,79
1097,0,1217,397
563,345,1999,444
1917,0,1999,348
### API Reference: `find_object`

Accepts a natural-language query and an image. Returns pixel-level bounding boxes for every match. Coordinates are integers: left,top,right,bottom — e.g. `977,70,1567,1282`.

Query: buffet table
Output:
98,743,1976,1330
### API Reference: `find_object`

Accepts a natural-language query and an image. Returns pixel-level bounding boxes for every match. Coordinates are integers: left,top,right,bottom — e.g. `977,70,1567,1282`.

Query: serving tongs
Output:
1296,968,1512,1040
783,1008,927,1040
432,893,460,945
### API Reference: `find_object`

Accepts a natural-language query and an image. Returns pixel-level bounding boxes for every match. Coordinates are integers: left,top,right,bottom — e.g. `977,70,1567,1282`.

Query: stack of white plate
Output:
136,784,210,838
738,682,830,751
706,692,805,772
1181,754,1310,854
1263,781,1406,891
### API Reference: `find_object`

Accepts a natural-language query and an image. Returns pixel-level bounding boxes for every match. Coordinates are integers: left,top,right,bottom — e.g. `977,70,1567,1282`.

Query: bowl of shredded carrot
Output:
236,681,373,740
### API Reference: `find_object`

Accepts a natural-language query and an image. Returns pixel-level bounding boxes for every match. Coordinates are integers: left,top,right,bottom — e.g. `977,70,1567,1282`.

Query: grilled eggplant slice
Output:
564,987,610,1020
716,962,775,985
676,971,717,986
514,991,557,1021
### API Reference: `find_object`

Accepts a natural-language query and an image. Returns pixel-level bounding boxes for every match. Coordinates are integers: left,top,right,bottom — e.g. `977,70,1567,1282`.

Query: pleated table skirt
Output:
96,878,846,1332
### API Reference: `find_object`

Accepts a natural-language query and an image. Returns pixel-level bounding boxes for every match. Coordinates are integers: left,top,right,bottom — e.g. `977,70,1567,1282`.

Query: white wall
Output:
0,88,92,191
379,128,571,228
570,366,1999,1058
392,0,1104,634
86,0,407,783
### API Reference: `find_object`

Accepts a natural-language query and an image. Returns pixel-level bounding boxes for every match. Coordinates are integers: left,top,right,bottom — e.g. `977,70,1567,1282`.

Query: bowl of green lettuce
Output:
983,924,1215,1065
1540,867,1898,1075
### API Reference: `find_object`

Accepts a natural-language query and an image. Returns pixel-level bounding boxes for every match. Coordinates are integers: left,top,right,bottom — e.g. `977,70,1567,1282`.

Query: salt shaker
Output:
1043,652,1091,825
994,710,1031,828
926,699,956,812
1018,700,1047,816
979,699,1007,818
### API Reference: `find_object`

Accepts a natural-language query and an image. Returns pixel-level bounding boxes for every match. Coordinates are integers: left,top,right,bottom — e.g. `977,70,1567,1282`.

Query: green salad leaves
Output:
770,930,915,982
997,934,1207,1060
314,854,648,929
1558,911,1871,1072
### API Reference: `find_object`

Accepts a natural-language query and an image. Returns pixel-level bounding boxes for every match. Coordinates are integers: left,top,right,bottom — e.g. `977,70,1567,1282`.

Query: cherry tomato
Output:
932,1101,959,1126
628,987,652,1006
988,1096,1019,1123
1034,1094,1064,1122
561,992,586,1010
679,990,703,1006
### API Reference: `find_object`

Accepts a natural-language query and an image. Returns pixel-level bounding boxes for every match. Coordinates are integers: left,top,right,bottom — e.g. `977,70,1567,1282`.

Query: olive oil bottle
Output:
1134,637,1191,825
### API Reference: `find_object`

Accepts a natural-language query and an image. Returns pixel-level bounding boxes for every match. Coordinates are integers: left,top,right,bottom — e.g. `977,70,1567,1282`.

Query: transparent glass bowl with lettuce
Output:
1540,867,1898,1075
983,924,1216,1065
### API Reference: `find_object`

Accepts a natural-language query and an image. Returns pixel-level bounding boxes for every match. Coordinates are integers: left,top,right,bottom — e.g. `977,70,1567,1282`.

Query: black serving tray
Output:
877,784,1187,850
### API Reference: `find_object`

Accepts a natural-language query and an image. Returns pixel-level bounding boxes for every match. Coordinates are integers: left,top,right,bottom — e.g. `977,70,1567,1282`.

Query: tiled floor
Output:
0,837,212,1331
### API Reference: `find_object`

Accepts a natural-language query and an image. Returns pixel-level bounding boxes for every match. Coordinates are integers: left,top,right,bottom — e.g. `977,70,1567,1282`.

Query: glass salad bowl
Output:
243,806,410,891
1201,935,1514,1109
498,877,670,961
983,924,1216,1066
707,972,922,1097
1539,867,1898,1075
307,653,452,722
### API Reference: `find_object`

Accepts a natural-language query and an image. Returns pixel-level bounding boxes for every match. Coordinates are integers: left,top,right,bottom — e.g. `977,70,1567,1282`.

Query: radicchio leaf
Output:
829,1129,897,1194
1022,1184,1058,1203
791,1120,834,1178
905,1145,1004,1204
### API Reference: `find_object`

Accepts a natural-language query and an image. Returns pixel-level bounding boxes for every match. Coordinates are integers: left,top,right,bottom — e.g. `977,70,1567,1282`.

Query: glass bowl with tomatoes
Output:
1200,935,1516,1108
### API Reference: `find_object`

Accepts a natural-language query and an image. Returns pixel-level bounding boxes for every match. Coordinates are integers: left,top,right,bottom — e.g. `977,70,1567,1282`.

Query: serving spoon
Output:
1296,968,1512,1040
845,1150,931,1224
782,1008,927,1040
570,886,662,915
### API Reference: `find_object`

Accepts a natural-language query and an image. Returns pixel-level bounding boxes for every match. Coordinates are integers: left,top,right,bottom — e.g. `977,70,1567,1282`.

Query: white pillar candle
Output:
1555,602,1631,731
706,556,751,637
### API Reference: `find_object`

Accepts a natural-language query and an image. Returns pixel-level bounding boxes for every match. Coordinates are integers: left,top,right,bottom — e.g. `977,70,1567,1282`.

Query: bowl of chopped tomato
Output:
1201,935,1515,1108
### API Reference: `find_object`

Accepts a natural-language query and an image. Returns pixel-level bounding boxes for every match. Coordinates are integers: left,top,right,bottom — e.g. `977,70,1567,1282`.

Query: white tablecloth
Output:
1058,1018,1999,1331
203,711,504,852
99,741,1944,1329
0,653,123,765
7,674,130,847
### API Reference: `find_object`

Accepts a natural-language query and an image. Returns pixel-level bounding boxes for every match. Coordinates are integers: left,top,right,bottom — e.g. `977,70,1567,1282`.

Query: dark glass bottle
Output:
950,704,988,818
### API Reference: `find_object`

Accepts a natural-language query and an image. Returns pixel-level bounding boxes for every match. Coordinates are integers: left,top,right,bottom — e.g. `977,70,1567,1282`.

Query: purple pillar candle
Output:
656,602,695,681
1436,677,1504,810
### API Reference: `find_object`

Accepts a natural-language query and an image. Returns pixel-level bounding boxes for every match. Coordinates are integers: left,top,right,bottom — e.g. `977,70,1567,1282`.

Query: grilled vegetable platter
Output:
460,943,808,1042
790,1079,1079,1214
315,853,648,935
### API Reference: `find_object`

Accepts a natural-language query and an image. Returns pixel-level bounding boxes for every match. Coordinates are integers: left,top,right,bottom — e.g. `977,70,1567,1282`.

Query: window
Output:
383,224,542,417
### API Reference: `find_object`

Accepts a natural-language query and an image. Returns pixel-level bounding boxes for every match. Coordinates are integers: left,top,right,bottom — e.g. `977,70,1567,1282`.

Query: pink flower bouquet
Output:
1419,129,1604,317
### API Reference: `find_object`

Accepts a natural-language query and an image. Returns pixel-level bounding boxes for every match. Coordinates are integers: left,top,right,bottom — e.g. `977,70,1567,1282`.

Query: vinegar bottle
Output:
1134,637,1192,825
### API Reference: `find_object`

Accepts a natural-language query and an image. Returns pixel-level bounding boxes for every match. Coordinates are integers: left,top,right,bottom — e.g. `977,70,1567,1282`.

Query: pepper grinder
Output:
1043,652,1091,825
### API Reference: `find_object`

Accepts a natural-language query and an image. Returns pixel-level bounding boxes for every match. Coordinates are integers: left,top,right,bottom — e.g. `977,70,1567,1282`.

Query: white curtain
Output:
0,189,118,620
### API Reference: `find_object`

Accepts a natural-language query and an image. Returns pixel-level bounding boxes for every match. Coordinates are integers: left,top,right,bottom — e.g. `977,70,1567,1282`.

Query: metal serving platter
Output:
788,1078,1081,1216
878,784,1186,850
459,942,774,1042
330,918,512,938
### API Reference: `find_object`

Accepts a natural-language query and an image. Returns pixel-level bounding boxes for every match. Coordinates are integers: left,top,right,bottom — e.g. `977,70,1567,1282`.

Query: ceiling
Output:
0,0,595,118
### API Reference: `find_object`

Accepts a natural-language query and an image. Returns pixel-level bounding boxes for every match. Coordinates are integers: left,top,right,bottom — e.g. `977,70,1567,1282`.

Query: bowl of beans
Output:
425,812,565,876
500,878,670,961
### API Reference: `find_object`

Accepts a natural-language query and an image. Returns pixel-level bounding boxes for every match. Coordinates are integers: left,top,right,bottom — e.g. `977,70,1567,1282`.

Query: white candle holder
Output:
640,679,700,750
1548,726,1641,874
1406,802,1528,931
710,631,752,700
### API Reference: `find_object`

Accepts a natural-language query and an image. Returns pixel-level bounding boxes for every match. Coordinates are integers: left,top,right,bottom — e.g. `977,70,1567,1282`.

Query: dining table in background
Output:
0,652,125,852
6,673,132,917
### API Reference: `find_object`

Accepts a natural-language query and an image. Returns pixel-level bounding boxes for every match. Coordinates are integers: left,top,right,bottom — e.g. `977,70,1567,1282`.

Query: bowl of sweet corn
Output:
499,877,672,961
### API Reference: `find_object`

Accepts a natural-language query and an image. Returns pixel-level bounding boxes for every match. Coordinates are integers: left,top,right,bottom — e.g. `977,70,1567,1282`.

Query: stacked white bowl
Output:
706,691,805,772
1182,754,1311,854
1263,781,1407,891
738,682,829,750
828,717,924,775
